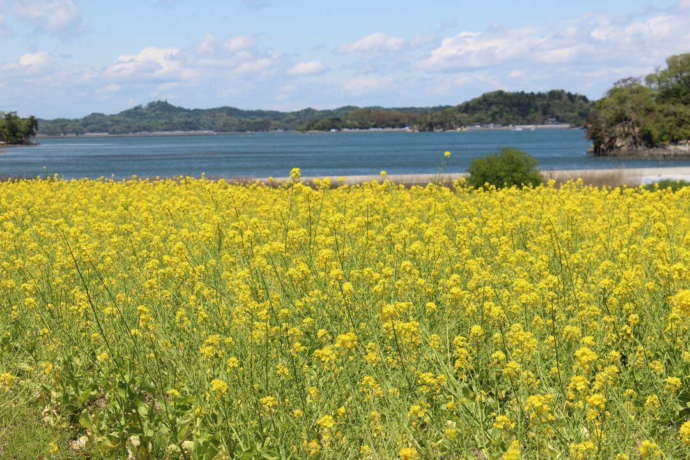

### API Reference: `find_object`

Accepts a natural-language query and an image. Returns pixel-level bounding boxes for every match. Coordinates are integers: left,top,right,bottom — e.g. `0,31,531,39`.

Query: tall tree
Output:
645,53,690,105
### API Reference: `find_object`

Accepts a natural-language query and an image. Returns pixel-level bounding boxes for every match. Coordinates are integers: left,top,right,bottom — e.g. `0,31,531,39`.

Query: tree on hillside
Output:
587,53,690,154
414,90,593,131
587,80,658,153
645,53,690,105
414,108,466,131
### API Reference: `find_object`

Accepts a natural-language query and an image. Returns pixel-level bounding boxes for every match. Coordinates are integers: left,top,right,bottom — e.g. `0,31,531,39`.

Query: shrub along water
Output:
643,179,690,192
466,147,543,189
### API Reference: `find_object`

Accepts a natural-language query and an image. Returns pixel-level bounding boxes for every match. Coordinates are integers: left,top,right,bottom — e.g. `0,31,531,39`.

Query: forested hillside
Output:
38,90,593,136
300,90,593,132
463,90,592,124
39,101,342,135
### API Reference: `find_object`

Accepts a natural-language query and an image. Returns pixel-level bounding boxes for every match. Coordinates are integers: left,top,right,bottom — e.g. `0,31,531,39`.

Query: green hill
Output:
37,90,594,136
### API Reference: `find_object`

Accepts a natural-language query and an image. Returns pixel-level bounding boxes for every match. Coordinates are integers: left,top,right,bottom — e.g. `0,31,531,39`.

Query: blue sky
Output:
1,0,689,118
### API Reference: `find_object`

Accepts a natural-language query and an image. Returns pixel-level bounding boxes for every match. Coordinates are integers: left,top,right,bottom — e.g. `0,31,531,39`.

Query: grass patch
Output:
0,389,79,459
643,179,690,192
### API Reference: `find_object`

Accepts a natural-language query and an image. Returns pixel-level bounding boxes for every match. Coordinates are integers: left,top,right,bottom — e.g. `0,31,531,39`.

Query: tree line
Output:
35,90,593,136
0,112,38,145
300,90,593,132
414,90,593,131
39,101,430,135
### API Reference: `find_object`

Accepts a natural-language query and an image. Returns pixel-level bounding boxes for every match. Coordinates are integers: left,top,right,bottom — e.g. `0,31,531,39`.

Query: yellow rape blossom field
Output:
1,174,690,459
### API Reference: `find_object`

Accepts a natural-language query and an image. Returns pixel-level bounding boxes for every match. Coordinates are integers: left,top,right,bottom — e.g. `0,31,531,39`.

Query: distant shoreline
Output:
36,124,578,138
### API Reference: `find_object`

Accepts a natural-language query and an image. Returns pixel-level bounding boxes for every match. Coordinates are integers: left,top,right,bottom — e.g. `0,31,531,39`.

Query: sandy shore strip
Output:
542,167,690,186
259,167,690,187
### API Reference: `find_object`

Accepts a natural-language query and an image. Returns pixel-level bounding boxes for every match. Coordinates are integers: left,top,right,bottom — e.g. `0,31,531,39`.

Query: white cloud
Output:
342,33,405,54
19,51,50,72
10,0,81,33
422,11,690,72
197,34,256,58
287,60,326,76
589,15,676,44
198,34,218,55
234,57,274,75
2,51,51,74
225,36,255,52
422,27,546,70
193,34,279,76
343,75,392,93
100,33,280,93
537,46,581,64
106,47,196,80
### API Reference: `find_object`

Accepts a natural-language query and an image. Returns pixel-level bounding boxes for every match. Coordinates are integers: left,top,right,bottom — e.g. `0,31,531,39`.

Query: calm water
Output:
2,129,689,179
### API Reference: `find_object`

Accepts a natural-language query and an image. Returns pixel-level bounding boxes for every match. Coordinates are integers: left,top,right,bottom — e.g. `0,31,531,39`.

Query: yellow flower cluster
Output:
0,177,689,458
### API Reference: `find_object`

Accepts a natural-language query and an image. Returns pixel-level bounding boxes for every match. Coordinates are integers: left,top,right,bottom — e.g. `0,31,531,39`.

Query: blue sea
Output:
2,129,689,179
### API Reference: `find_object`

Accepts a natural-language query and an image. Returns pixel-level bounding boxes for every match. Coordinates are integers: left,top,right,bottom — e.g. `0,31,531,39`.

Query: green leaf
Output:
78,414,92,429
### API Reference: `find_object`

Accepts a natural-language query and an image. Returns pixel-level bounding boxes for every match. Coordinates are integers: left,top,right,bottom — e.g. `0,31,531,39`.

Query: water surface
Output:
2,130,689,179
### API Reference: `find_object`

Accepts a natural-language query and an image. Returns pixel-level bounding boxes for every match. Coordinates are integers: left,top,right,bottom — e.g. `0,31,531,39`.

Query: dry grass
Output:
225,170,639,189
541,169,634,187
